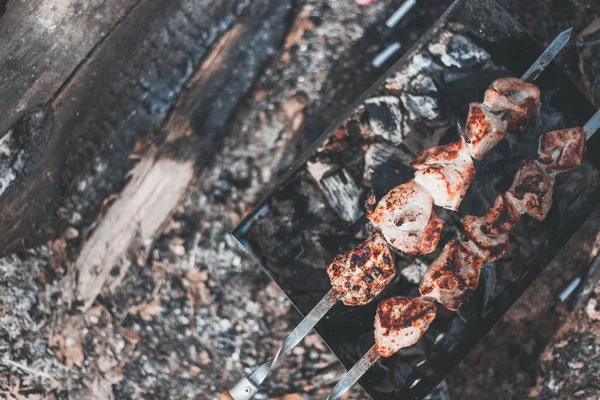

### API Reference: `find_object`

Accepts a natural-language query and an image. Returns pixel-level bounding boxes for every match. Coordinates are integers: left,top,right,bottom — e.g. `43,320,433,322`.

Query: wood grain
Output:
74,0,293,309
0,0,250,255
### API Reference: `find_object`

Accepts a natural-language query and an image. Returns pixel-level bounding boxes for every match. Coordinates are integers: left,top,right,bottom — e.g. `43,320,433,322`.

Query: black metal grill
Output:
233,1,600,399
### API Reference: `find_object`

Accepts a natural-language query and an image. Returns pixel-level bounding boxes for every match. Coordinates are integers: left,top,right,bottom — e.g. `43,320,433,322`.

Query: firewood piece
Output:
364,96,405,145
0,0,253,255
75,0,292,309
320,169,363,222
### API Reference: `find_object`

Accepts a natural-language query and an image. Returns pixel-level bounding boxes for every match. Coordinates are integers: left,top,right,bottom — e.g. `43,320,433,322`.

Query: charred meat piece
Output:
327,233,396,306
484,78,540,134
461,215,509,261
538,127,586,174
464,103,506,160
374,296,436,357
482,193,524,235
506,160,555,221
419,239,486,311
412,137,476,210
366,182,444,255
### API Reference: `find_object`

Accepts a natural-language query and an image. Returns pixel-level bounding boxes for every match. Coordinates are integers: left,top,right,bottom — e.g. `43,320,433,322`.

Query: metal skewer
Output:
584,109,600,139
222,290,339,400
325,28,575,400
326,345,380,400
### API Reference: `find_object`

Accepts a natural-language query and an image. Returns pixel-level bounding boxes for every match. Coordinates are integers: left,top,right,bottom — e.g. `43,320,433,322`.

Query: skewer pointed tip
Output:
521,28,572,82
559,27,573,39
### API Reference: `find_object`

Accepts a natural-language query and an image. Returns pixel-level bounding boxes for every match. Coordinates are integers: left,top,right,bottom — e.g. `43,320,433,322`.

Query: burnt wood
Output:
0,0,252,255
74,0,293,309
0,0,140,135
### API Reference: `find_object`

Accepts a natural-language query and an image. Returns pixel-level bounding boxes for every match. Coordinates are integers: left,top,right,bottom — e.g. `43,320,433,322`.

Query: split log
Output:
75,0,293,309
0,0,252,255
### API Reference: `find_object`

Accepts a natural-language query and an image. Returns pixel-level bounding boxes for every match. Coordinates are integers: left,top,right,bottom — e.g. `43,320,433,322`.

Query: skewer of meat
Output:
367,76,540,255
221,29,572,400
326,110,600,400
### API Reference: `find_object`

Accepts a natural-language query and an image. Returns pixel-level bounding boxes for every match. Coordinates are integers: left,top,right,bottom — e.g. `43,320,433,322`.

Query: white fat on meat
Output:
411,137,476,211
465,103,506,160
366,181,444,255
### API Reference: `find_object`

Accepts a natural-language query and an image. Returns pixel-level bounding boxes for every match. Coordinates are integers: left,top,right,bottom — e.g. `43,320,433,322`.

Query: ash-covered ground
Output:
2,1,600,400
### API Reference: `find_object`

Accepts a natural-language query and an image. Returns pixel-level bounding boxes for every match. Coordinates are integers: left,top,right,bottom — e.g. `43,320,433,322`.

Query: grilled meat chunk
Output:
538,127,586,174
482,193,524,235
461,215,509,261
327,233,396,306
412,137,476,210
506,160,555,221
366,182,444,255
464,103,506,160
484,78,540,134
374,296,436,357
419,239,486,311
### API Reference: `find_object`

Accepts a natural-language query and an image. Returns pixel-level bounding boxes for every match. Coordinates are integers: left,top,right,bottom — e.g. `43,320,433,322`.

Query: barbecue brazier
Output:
233,0,600,398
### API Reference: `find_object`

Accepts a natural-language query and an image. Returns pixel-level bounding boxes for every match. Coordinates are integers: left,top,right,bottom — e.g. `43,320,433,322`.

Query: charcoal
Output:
399,74,441,121
428,32,490,69
399,259,428,285
401,93,440,121
406,74,438,95
364,96,405,145
363,143,414,194
320,168,362,222
385,54,443,93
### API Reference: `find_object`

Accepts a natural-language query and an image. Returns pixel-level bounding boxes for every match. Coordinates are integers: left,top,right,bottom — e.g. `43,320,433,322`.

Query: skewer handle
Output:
223,290,339,399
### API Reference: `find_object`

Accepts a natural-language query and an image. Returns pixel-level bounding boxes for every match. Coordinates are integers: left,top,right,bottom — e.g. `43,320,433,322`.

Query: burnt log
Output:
74,0,293,309
0,0,253,255
0,0,139,135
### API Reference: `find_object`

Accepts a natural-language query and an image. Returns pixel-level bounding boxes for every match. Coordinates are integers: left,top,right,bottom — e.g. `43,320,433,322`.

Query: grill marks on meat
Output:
419,239,486,311
482,193,523,235
412,137,476,211
461,215,509,261
465,103,506,160
506,160,554,221
538,127,586,174
484,78,540,134
326,233,396,306
374,297,436,357
366,181,444,255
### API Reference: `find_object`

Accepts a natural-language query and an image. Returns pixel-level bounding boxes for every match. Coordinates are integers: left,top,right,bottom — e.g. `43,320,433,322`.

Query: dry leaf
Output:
189,365,201,377
138,298,164,321
585,298,600,321
187,268,211,305
579,17,600,39
121,326,141,344
49,316,85,368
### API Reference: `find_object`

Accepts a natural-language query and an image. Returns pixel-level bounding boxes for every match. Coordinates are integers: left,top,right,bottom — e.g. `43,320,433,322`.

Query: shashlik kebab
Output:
326,111,600,400
221,28,572,400
366,77,540,255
